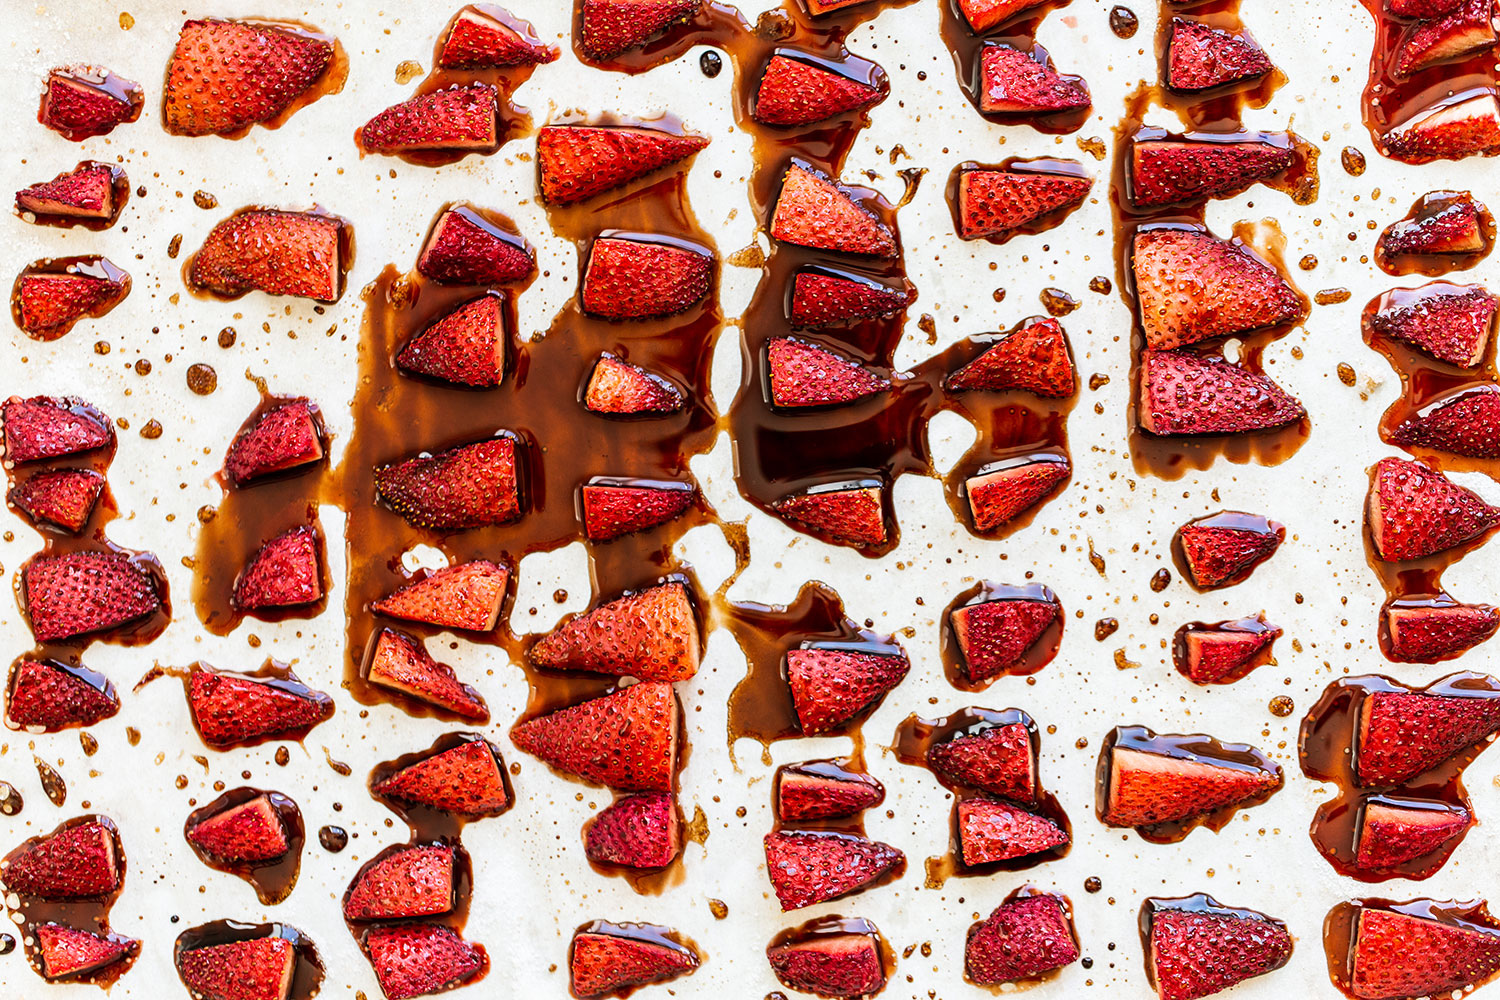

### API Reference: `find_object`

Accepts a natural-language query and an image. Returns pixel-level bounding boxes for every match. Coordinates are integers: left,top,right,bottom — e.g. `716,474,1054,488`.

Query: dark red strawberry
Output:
1131,139,1294,208
1357,798,1471,870
179,935,296,1000
397,293,506,388
585,354,684,414
36,923,133,981
1176,513,1284,589
768,337,890,408
365,924,484,1000
966,894,1079,985
163,19,335,136
1368,282,1496,366
1389,0,1462,13
1392,385,1500,458
580,480,696,541
1383,92,1500,163
946,318,1075,397
530,581,699,680
788,268,912,328
9,468,105,533
777,761,885,821
372,736,510,817
1139,350,1306,436
804,0,875,11
1395,0,1496,76
570,925,698,997
1133,229,1302,349
186,667,334,749
585,791,680,869
978,45,1090,114
1385,599,1499,663
438,6,557,68
23,550,161,642
950,596,1058,682
1368,456,1500,561
1351,906,1500,999
365,628,488,721
225,399,324,486
3,819,119,898
6,659,118,730
581,236,712,319
374,436,522,530
15,264,130,340
39,66,142,140
1178,620,1281,683
957,798,1068,865
955,168,1091,241
186,794,290,863
927,720,1036,800
538,124,708,204
964,454,1070,532
774,482,887,547
1166,19,1273,91
344,843,456,921
770,163,896,257
754,54,884,126
578,0,699,58
957,0,1048,31
786,644,909,733
234,526,323,611
417,206,535,284
1147,897,1292,1000
15,163,119,222
767,922,886,998
360,84,498,155
189,209,346,301
3,395,112,463
1103,730,1282,828
1358,686,1500,785
373,560,509,631
1381,195,1488,257
510,681,678,791
763,830,904,910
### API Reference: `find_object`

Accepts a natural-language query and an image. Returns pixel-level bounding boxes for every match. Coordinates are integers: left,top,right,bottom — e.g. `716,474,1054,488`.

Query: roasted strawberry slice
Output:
1166,19,1273,91
372,736,510,817
189,209,346,302
787,643,909,734
417,206,534,285
957,0,1048,31
23,550,162,643
374,560,509,631
581,235,713,319
1385,598,1500,663
1139,350,1306,436
957,798,1069,865
1384,92,1500,163
788,268,912,328
9,468,106,533
1350,905,1500,999
770,163,896,257
1368,456,1500,561
1392,385,1500,458
585,354,683,414
225,399,324,486
1133,228,1302,349
1389,0,1463,13
1356,798,1471,871
365,924,484,1000
15,261,130,340
163,19,335,136
754,53,884,126
529,581,699,680
186,666,334,750
928,719,1036,800
374,435,521,530
365,628,487,721
965,454,1071,532
36,923,133,981
978,45,1090,114
397,293,506,388
15,163,120,223
768,919,886,999
3,818,120,898
955,167,1091,241
234,526,323,612
580,480,696,541
360,84,499,155
6,658,118,730
1102,727,1282,830
1131,139,1294,208
510,681,678,791
344,843,456,921
3,395,111,463
1176,512,1283,590
763,830,904,910
585,791,680,869
1367,282,1496,366
950,593,1059,682
1177,618,1281,683
179,934,297,1000
1395,0,1497,76
774,481,887,548
777,761,885,821
1380,194,1489,260
39,66,142,140
1146,895,1292,1000
947,318,1075,397
439,6,555,67
571,924,699,998
578,0,700,59
538,124,708,204
768,337,889,408
186,794,291,863
966,894,1079,985
1358,685,1500,785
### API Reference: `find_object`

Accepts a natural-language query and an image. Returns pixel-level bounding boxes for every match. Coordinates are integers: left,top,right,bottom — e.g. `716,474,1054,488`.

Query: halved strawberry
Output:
1178,619,1281,683
770,163,896,257
773,481,887,547
585,354,684,414
957,798,1069,865
768,337,890,408
529,581,699,680
1356,798,1471,870
1383,92,1500,163
189,209,346,302
39,66,141,140
417,206,535,285
978,45,1090,114
571,925,698,998
966,894,1079,985
754,53,884,126
1176,513,1284,589
186,667,334,750
950,595,1058,682
364,924,484,1000
398,293,506,388
965,454,1071,532
786,644,909,733
374,436,522,530
344,843,456,921
1368,456,1500,560
788,268,912,328
768,921,885,998
225,399,324,486
179,935,296,1000
955,168,1091,241
365,628,488,721
438,6,557,68
373,560,509,631
360,84,499,155
186,794,290,863
777,761,885,821
510,681,678,791
163,19,335,136
1395,0,1496,76
36,923,133,981
1166,19,1273,91
16,163,119,222
1358,685,1500,785
1133,228,1302,349
585,791,680,869
1103,729,1282,828
581,236,712,319
15,264,130,340
927,720,1036,800
957,0,1048,32
372,736,510,816
3,819,119,898
946,318,1075,397
1131,140,1294,208
580,480,696,540
1147,897,1292,1000
1392,386,1500,458
234,526,323,611
578,0,699,59
9,468,105,533
6,659,118,731
23,550,162,643
763,830,904,910
1351,906,1500,999
538,124,708,204
1385,599,1499,663
3,395,112,463
1381,195,1488,257
1139,350,1306,435
1367,282,1495,366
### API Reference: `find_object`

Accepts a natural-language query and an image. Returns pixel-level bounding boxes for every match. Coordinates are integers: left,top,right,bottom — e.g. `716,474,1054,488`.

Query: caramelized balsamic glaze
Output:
939,581,1063,690
1323,898,1500,998
173,920,324,1000
183,787,305,904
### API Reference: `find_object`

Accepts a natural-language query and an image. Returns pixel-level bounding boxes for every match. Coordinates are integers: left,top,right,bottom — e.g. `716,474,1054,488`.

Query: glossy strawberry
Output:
23,550,162,642
978,45,1090,114
754,54,884,126
581,236,712,319
927,720,1036,800
372,736,510,817
39,66,141,140
950,596,1058,682
234,526,323,611
359,84,499,154
956,168,1091,241
966,894,1079,985
186,667,334,750
768,337,889,408
1166,19,1273,91
946,318,1075,397
1392,386,1500,458
1103,729,1282,828
189,209,346,301
578,0,700,59
36,923,133,981
1367,457,1500,561
571,925,698,998
417,206,534,284
786,644,909,733
1367,282,1495,366
1358,685,1500,785
163,19,334,136
1176,514,1284,589
1394,0,1496,76
770,163,896,257
9,468,105,533
3,396,112,462
585,355,684,414
225,400,324,486
365,628,488,721
789,268,912,328
438,6,557,67
965,454,1070,532
179,935,296,1000
957,798,1068,865
1139,350,1305,436
763,830,904,910
1388,0,1462,14
373,560,509,631
774,482,887,547
1356,799,1471,871
957,0,1048,31
1351,905,1500,999
777,762,884,821
1133,229,1302,349
767,923,886,998
510,681,678,791
398,293,506,388
186,794,290,863
1131,140,1293,208
585,791,680,869
1385,600,1499,663
364,924,484,1000
15,163,119,222
15,265,130,340
529,581,699,680
1147,897,1292,1000
539,124,707,204
374,436,522,530
580,480,696,540
1384,92,1500,163
344,843,456,921
6,659,118,731
3,819,119,898
1380,195,1488,257
1178,620,1280,683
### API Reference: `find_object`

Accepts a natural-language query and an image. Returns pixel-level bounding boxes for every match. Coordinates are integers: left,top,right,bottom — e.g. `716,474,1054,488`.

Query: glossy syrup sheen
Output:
183,787,305,905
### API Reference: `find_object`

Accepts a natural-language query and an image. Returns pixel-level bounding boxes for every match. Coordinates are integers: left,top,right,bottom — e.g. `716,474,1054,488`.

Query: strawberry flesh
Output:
754,54,884,126
510,681,678,791
966,894,1079,984
1176,516,1283,589
24,550,161,642
771,163,896,257
187,794,291,863
418,206,535,284
1381,196,1487,257
1131,140,1294,208
1389,0,1462,13
366,628,487,721
9,468,105,533
190,209,345,301
951,596,1058,682
539,124,708,204
373,560,509,631
585,791,680,869
530,581,699,680
1384,92,1500,163
1166,19,1273,91
570,926,698,997
40,67,141,140
36,923,132,981
581,236,712,319
1392,385,1500,458
1351,907,1500,999
364,924,484,1000
585,355,683,414
373,737,510,816
1368,282,1495,366
1104,740,1281,828
956,169,1091,241
398,293,506,387
965,454,1071,532
178,935,296,1000
768,337,889,408
6,659,118,730
187,668,334,749
946,318,1075,396
361,84,498,154
789,268,912,328
344,843,456,921
786,644,909,733
578,0,700,59
1140,350,1306,436
1179,622,1280,683
581,480,696,540
777,763,884,821
978,45,1090,114
439,7,556,67
767,926,886,998
3,395,112,462
1358,687,1500,785
374,436,522,530
1148,900,1292,1000
957,0,1049,31
3,819,119,899
763,830,904,910
1133,228,1302,349
774,482,887,547
1356,799,1471,870
225,400,324,486
16,163,117,221
16,267,129,340
1368,456,1500,561
1386,599,1499,662
1395,0,1497,76
163,19,334,136
928,721,1036,800
234,526,323,611
957,798,1068,864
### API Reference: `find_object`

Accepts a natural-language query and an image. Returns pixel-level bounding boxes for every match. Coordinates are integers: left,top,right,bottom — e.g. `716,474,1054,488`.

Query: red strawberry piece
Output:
803,0,875,12
15,265,130,340
957,798,1068,864
16,163,118,222
947,318,1075,397
585,791,680,869
36,923,133,981
1103,733,1282,828
951,596,1058,682
1358,686,1500,785
9,468,105,533
1392,385,1500,458
365,628,488,721
570,925,699,998
3,395,112,463
578,0,699,59
398,293,506,388
770,163,897,257
1356,798,1471,870
510,681,678,791
186,667,334,750
1176,514,1283,589
189,209,346,301
965,454,1070,532
417,206,535,284
344,843,456,921
365,924,484,1000
163,19,335,136
1385,599,1500,662
928,721,1036,800
374,436,522,530
777,762,885,821
978,45,1090,114
1368,456,1500,560
966,894,1079,985
763,830,904,910
225,399,325,486
957,0,1049,31
1139,350,1306,436
1131,140,1294,208
1133,228,1302,349
234,526,323,611
438,6,557,68
1148,898,1292,1000
530,581,699,680
1389,0,1463,14
955,168,1091,241
179,935,296,1000
754,54,884,127
1351,906,1500,999
788,268,912,328
774,481,887,547
360,84,498,155
3,819,119,898
373,560,509,631
187,794,291,863
585,354,684,414
1395,0,1496,76
1384,92,1500,163
767,922,886,999
6,659,118,730
1166,19,1273,91
786,644,909,733
23,550,161,643
1178,620,1281,683
538,124,708,204
1368,282,1496,366
581,236,712,320
580,480,696,541
39,66,142,140
372,737,510,816
768,337,890,408
1382,196,1488,257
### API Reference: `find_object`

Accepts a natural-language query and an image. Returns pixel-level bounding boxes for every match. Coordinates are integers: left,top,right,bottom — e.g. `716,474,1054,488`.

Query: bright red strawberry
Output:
1166,19,1273,91
585,355,684,414
571,924,699,997
1381,195,1488,257
187,794,291,863
1395,0,1496,76
1131,140,1294,208
770,164,896,257
3,395,112,462
417,206,535,284
1176,513,1284,589
927,720,1036,800
234,526,323,611
768,337,889,408
6,659,118,730
23,550,162,642
16,163,119,222
582,236,712,319
768,921,886,998
789,268,912,328
510,681,678,791
966,894,1079,985
1358,686,1500,785
1368,456,1500,561
1139,350,1306,436
344,843,456,921
754,54,884,126
361,84,499,154
585,791,680,869
578,0,699,59
529,581,699,680
950,596,1058,682
957,798,1068,865
1356,799,1470,870
189,209,346,301
1133,228,1302,349
947,318,1075,397
965,454,1070,532
15,265,130,340
955,168,1091,241
374,436,522,530
803,0,875,11
438,6,557,68
9,468,105,533
1389,0,1462,13
225,399,324,486
3,819,119,898
163,19,335,136
774,482,887,547
398,293,506,388
978,45,1090,114
39,66,142,140
179,935,296,1000
372,736,510,816
1147,897,1292,1000
1386,599,1499,663
538,124,708,204
1351,905,1500,999
1384,92,1500,163
364,924,484,1000
777,761,885,821
1178,619,1280,683
36,923,133,981
365,628,487,721
763,830,904,910
957,0,1048,31
1103,729,1282,828
786,644,909,733
1392,386,1500,458
373,560,509,631
580,480,696,540
186,667,334,749
1367,282,1495,366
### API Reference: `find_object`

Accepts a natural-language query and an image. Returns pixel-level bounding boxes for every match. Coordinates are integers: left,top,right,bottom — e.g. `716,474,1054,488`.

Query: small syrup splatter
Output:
1269,695,1295,717
1109,6,1139,37
1089,276,1112,294
186,363,217,395
217,327,236,348
1315,288,1351,305
0,781,22,816
35,758,66,807
80,732,99,756
1085,876,1103,892
1341,147,1367,176
1095,617,1119,641
1299,254,1318,271
125,726,141,745
394,60,424,84
141,419,163,439
1337,363,1357,385
1040,288,1079,316
192,190,217,210
318,825,348,852
708,899,729,919
700,52,723,77
323,748,352,776
1150,568,1171,592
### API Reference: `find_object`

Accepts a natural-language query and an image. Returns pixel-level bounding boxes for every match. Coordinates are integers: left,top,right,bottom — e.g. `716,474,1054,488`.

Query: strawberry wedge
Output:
928,720,1036,800
965,454,1071,532
179,935,298,1000
786,644,909,733
9,468,106,533
225,399,325,486
1133,228,1302,349
754,54,884,126
967,894,1080,985
776,762,885,821
767,337,890,408
233,526,323,611
1357,685,1500,785
15,263,130,341
23,550,162,643
364,924,484,1000
946,318,1075,397
763,830,904,910
1383,93,1500,164
581,479,696,540
189,209,347,302
788,268,912,328
40,66,142,140
1165,19,1273,91
163,19,335,136
373,560,509,632
36,924,134,981
529,581,700,681
957,798,1068,865
1391,385,1500,458
950,594,1059,682
1367,456,1500,561
538,123,708,204
1175,513,1284,590
186,794,291,863
15,162,120,223
510,681,678,791
5,659,118,730
344,843,457,921
955,168,1091,241
571,924,699,998
584,354,684,414
580,236,713,319
1131,139,1293,208
1102,727,1282,830
1139,350,1305,436
1366,282,1496,367
2,818,120,899
186,667,334,749
372,736,510,817
1351,905,1500,999
439,6,556,67
578,0,700,59
770,163,896,257
585,791,680,869
365,628,488,721
1356,798,1471,871
359,84,500,155
768,920,886,998
1147,896,1292,1000
1385,599,1500,663
374,436,522,530
978,45,1090,115
397,293,507,388
773,481,888,548
417,206,535,284
3,395,113,462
